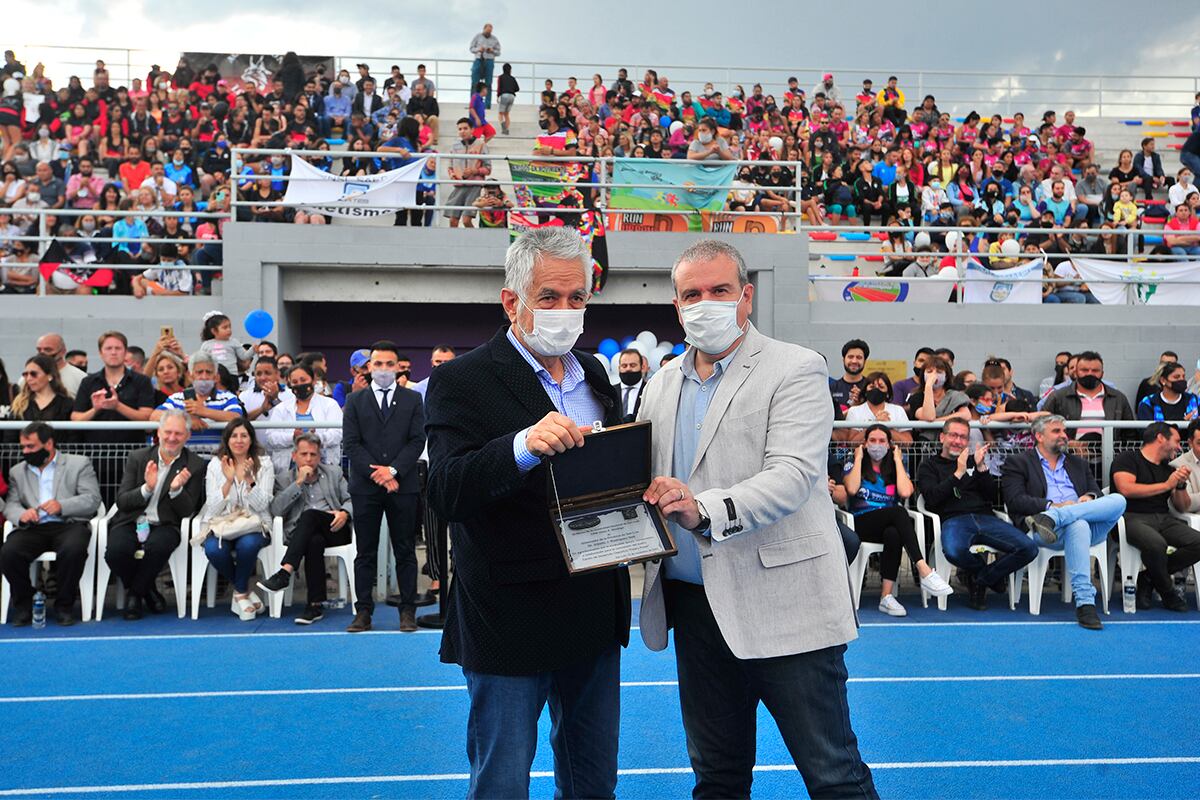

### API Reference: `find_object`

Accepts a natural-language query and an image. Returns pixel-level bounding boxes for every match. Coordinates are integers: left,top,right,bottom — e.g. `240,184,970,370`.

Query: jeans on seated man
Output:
1111,421,1200,611
0,422,102,626
916,417,1039,611
1001,415,1126,629
259,433,354,625
105,410,206,619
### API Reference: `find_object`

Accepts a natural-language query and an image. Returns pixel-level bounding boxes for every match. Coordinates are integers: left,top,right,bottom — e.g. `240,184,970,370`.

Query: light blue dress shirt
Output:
663,347,740,585
506,328,605,474
33,453,62,523
1039,451,1079,506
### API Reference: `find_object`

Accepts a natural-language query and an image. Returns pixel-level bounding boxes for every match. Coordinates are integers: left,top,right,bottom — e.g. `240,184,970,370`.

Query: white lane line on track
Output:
2,757,1199,795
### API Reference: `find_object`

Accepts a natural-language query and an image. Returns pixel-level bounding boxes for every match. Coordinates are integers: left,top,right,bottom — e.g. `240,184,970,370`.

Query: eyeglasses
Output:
21,371,42,378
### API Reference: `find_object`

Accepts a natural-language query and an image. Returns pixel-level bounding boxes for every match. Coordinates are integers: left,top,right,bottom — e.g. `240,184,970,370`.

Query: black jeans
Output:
281,509,352,606
0,521,91,613
664,580,877,800
105,521,180,596
1123,512,1200,597
350,491,418,614
852,506,922,582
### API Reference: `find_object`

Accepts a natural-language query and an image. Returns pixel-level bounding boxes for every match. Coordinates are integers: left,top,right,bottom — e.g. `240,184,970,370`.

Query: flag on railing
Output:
810,277,954,304
962,258,1044,304
1071,258,1200,305
38,239,113,289
282,157,423,219
508,159,590,209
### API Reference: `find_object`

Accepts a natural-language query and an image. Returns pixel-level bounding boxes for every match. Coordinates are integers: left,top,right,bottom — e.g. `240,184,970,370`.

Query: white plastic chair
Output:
189,517,279,619
1,506,103,623
1104,488,1199,614
95,507,191,620
836,507,918,610
1000,508,1111,615
266,515,357,618
916,496,1018,611
1168,510,1200,610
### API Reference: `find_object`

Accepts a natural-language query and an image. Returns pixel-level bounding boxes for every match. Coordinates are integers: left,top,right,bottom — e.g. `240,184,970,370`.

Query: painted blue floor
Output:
1,591,1198,799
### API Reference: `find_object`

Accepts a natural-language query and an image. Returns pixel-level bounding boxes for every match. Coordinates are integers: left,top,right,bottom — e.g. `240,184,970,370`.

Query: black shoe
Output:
346,610,372,633
1075,604,1103,630
399,606,417,632
967,576,988,611
10,606,32,627
1161,590,1189,612
146,588,167,614
1027,513,1058,545
1136,573,1154,611
54,609,77,627
257,569,292,594
295,605,324,625
123,595,145,621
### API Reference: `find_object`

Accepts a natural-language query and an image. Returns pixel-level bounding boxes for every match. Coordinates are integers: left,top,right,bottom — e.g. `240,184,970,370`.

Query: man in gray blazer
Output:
639,240,876,799
2,422,102,626
259,433,353,624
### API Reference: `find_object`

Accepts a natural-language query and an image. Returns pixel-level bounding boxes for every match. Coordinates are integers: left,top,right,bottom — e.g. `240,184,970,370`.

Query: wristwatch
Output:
388,466,398,477
689,500,711,534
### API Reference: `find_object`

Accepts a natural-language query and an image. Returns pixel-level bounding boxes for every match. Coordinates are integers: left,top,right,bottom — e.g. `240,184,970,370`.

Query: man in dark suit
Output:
342,340,425,633
105,409,206,620
1001,414,1126,630
351,78,384,118
616,347,648,422
425,228,628,799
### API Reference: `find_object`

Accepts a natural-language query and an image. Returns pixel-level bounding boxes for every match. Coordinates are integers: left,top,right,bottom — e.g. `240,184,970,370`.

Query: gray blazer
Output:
270,463,353,543
5,452,102,526
638,324,858,659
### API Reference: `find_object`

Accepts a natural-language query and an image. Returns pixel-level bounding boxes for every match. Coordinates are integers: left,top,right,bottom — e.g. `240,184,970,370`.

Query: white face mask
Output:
518,298,585,357
679,288,747,355
934,372,946,388
371,369,396,389
698,131,713,144
866,443,890,462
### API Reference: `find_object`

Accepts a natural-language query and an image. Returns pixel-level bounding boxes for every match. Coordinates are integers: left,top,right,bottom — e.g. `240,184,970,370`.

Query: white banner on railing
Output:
963,258,1043,304
811,278,954,304
1072,258,1200,305
283,158,424,219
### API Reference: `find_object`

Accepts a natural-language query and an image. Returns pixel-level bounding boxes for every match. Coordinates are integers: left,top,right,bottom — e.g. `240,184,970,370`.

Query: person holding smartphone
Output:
150,352,243,444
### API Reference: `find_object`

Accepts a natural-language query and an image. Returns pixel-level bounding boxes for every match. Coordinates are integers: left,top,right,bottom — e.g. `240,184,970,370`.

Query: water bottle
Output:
135,516,150,543
1122,576,1136,614
32,591,46,629
322,597,346,610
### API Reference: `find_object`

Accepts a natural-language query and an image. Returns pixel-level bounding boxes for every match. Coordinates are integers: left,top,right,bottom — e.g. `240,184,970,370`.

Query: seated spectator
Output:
65,157,105,210
1050,259,1099,304
406,82,440,142
151,352,243,441
840,424,951,616
1111,422,1200,612
240,355,293,421
1109,189,1139,228
1001,415,1126,629
139,161,177,207
1137,361,1200,421
1074,163,1107,226
1170,418,1200,512
0,422,101,625
1164,202,1200,258
1168,167,1198,211
892,347,934,405
686,118,733,161
196,418,275,621
829,338,868,415
5,355,75,441
105,410,206,620
1132,137,1165,200
259,434,354,624
908,356,971,440
843,371,913,443
917,417,1037,610
1041,350,1135,445
260,362,343,471
131,243,192,297
473,181,514,228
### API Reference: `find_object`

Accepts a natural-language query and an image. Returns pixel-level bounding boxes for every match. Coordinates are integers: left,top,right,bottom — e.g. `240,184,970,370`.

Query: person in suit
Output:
425,227,628,800
342,340,425,633
105,409,206,620
259,433,353,625
1,422,102,626
637,240,876,799
351,78,384,119
1000,414,1126,630
616,347,648,422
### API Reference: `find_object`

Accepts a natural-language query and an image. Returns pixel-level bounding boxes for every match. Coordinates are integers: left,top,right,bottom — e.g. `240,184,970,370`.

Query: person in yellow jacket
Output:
877,75,907,126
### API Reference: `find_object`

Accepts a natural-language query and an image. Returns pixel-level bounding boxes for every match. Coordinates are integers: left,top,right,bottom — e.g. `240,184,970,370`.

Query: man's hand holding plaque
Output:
526,412,594,457
643,476,701,531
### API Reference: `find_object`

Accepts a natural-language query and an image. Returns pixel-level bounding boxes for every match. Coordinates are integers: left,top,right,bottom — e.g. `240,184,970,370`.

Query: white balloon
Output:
669,120,683,135
592,352,610,371
630,341,651,358
636,330,658,351
1000,238,1020,256
651,344,672,367
913,231,931,249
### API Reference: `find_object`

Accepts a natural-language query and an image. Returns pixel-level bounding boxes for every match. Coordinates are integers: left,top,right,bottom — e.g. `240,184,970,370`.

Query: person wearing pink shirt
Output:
1164,202,1200,257
64,158,106,209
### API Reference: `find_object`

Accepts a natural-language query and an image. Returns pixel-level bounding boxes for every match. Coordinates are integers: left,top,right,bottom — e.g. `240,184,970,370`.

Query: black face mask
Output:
291,384,314,400
22,448,50,468
1077,375,1101,391
864,388,888,406
538,119,550,130
398,370,411,380
1170,379,1189,395
619,371,642,387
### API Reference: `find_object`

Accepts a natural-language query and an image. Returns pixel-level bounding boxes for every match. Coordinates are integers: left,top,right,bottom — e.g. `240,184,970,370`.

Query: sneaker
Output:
878,595,907,617
295,605,324,625
1027,513,1058,545
920,570,953,597
257,569,292,594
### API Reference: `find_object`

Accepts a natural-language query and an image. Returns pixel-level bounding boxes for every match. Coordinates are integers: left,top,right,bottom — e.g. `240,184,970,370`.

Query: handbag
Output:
192,508,267,545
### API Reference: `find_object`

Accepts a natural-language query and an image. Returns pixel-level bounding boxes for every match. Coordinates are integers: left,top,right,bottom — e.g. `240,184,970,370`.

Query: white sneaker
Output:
878,595,907,617
920,570,954,597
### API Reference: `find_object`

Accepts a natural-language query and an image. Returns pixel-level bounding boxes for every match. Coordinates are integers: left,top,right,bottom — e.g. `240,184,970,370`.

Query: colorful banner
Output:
962,258,1044,304
1071,258,1200,305
181,52,335,94
700,212,779,234
811,278,954,304
609,159,736,214
282,157,423,219
508,159,590,209
605,212,693,233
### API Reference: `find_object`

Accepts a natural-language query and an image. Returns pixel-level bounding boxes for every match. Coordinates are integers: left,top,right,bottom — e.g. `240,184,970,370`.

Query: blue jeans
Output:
1055,288,1100,304
1171,245,1200,257
463,645,620,799
203,532,268,593
1038,493,1126,606
470,59,495,108
940,513,1039,591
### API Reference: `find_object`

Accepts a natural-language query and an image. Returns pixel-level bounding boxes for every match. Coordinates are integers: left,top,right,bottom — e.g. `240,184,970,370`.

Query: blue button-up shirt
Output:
507,328,605,474
663,347,739,584
1039,451,1079,506
33,453,62,523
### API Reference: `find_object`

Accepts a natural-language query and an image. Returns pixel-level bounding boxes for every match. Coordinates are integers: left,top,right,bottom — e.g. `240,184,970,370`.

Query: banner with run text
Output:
1072,258,1200,305
609,159,736,232
962,258,1044,304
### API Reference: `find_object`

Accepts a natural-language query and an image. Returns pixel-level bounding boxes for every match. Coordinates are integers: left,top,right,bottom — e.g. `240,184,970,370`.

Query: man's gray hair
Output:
188,352,216,371
671,239,749,291
503,227,590,299
294,432,322,450
157,408,191,431
1031,414,1065,436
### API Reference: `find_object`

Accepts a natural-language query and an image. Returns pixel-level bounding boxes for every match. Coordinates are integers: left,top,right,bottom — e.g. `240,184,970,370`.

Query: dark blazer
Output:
425,326,629,675
1000,448,1101,530
352,92,384,117
620,380,645,424
1134,150,1165,180
342,380,425,496
112,445,207,530
1042,383,1135,440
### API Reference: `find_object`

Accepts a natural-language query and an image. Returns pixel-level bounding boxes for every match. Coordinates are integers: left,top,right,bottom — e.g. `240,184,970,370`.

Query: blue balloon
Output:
244,309,274,339
621,336,636,349
598,338,620,358
672,343,686,355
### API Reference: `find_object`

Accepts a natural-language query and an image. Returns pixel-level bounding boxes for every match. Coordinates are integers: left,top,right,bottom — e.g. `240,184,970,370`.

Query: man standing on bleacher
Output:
1,423,101,626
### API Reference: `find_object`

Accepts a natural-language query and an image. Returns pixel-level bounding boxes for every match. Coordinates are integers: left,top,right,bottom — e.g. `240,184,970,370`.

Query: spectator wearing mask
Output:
892,347,934,405
260,362,343,472
1137,361,1200,422
686,118,733,161
876,76,906,127
151,352,243,442
259,433,353,625
1169,168,1199,211
1111,422,1200,612
131,243,192,297
65,157,105,209
843,371,912,443
615,348,648,422
1164,202,1200,258
810,74,841,107
1041,351,1135,444
1001,415,1126,629
909,356,971,440
324,81,351,133
32,333,86,398
1074,163,1107,225
1135,351,1179,406
829,339,869,415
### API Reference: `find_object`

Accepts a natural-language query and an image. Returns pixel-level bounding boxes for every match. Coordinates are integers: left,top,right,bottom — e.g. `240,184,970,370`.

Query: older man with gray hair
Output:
105,409,207,620
425,227,626,799
151,352,242,443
